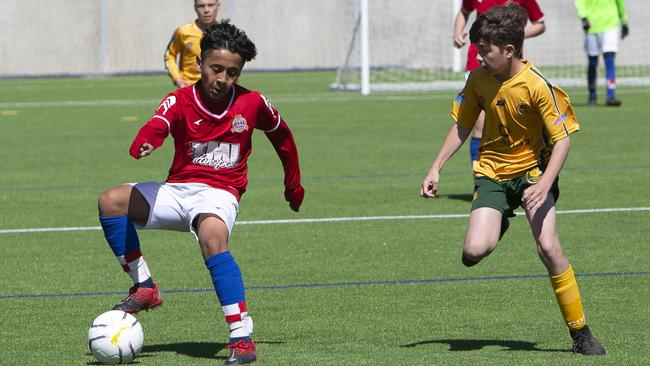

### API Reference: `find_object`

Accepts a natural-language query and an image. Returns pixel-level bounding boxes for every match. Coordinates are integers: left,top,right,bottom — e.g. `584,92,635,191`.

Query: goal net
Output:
331,0,650,94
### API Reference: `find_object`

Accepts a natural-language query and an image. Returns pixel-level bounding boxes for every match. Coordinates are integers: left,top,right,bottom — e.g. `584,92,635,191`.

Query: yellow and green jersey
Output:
164,21,203,84
575,0,627,34
451,61,579,182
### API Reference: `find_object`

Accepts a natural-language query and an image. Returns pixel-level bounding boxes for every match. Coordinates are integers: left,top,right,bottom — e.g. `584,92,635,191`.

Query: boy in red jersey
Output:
97,20,304,365
453,0,545,169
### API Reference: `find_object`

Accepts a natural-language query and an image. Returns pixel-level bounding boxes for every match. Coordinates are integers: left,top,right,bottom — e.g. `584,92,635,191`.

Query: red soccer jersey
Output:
130,83,301,201
463,0,545,71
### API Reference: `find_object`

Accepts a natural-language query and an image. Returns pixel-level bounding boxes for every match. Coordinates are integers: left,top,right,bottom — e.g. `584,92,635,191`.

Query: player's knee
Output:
199,238,229,258
98,188,127,216
536,239,564,263
461,244,492,266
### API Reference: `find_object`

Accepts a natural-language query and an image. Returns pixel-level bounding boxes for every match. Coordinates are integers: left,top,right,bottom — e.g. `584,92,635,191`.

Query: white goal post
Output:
331,0,650,94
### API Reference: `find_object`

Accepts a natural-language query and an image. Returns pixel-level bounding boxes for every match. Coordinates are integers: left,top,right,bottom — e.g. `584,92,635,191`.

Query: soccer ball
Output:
88,310,144,364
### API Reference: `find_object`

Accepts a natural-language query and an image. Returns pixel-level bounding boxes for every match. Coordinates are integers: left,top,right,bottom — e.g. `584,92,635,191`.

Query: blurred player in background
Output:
453,0,545,169
164,0,220,88
98,20,305,364
575,0,628,106
422,3,606,356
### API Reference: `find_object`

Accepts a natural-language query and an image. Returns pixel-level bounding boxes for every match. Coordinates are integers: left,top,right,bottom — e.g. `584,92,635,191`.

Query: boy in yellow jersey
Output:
164,0,220,88
420,3,606,356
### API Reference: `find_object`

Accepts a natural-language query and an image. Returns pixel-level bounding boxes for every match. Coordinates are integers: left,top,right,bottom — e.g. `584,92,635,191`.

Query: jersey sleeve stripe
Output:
152,115,171,131
262,113,282,133
530,67,560,114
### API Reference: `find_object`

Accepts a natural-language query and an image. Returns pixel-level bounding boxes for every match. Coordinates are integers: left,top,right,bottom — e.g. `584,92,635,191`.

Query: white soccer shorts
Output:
131,182,239,239
585,27,619,56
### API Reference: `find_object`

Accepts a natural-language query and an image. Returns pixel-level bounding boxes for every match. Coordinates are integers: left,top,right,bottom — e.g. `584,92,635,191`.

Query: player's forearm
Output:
525,22,545,38
453,11,469,37
164,50,183,83
431,122,471,173
540,137,571,187
129,119,169,159
265,120,302,189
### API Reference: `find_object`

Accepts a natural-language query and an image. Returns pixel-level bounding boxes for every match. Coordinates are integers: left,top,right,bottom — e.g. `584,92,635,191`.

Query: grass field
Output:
0,71,648,365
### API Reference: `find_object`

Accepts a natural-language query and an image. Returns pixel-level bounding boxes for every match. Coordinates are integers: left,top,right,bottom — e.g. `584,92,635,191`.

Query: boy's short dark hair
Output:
200,19,257,62
469,2,527,52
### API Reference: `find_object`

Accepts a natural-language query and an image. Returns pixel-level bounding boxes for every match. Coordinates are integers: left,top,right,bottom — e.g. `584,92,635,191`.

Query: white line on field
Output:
0,207,648,235
2,87,648,109
0,94,450,109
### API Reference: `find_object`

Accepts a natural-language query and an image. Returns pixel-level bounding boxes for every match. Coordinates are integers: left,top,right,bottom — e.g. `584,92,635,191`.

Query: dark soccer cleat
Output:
112,282,163,314
570,325,606,356
605,98,621,107
588,95,597,106
225,339,257,365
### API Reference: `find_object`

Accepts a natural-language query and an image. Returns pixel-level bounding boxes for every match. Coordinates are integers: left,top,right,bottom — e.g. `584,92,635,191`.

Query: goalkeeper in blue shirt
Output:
575,0,628,106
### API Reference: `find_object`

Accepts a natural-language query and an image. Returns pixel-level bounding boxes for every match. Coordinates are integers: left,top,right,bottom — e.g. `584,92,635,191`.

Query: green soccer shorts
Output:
471,167,560,217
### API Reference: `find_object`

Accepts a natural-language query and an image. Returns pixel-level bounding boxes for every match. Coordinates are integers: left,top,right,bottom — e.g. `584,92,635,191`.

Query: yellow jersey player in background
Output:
164,0,220,88
420,3,606,356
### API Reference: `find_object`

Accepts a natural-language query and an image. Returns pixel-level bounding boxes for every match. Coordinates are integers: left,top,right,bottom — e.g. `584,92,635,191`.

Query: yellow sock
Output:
549,265,586,331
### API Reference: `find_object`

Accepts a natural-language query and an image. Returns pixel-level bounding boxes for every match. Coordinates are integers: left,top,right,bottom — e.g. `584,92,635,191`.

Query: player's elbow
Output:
528,22,545,37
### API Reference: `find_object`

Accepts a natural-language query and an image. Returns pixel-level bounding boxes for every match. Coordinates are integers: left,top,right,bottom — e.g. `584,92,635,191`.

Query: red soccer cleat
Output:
112,282,163,314
224,339,256,365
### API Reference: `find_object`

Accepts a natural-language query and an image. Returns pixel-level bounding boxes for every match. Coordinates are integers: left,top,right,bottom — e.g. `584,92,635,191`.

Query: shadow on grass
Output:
135,339,287,360
440,193,473,202
142,341,226,359
400,339,569,353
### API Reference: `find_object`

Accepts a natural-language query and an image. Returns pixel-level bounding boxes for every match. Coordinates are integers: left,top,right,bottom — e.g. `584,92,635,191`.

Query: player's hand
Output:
284,184,304,212
453,32,468,48
138,143,154,158
420,170,441,199
621,24,629,39
175,78,189,88
521,182,550,211
581,18,591,32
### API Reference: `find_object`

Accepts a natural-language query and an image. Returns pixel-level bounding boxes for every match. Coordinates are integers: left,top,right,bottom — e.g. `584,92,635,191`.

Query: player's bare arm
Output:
453,9,471,48
421,122,471,198
522,137,571,211
525,21,546,38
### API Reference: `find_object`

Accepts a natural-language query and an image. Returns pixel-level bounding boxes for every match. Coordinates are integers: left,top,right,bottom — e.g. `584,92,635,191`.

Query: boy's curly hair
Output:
469,2,527,52
200,19,257,62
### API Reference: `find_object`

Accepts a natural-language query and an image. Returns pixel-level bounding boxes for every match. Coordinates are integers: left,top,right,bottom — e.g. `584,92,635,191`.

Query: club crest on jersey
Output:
187,42,193,50
231,114,249,133
517,102,530,115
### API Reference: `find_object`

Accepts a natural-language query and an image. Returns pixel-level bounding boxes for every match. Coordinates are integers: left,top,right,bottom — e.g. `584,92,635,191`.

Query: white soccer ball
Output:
88,310,144,364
